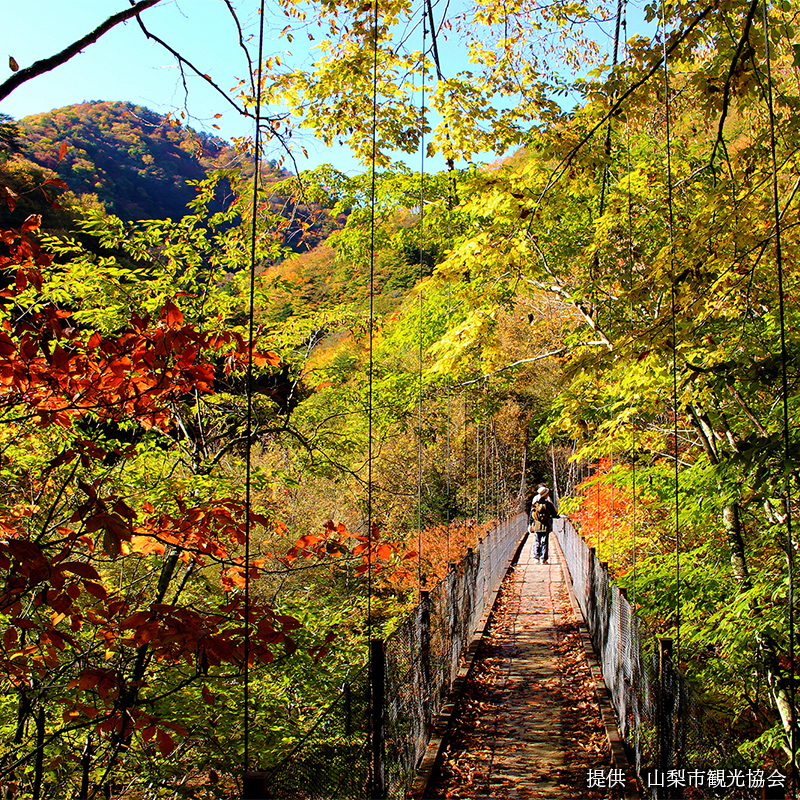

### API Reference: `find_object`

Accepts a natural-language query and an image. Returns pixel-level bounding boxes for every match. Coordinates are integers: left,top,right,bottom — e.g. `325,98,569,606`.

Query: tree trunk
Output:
723,501,799,763
723,501,750,588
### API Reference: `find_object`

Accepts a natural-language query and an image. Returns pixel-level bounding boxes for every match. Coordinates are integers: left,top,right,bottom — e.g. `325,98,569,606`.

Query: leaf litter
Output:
425,559,626,799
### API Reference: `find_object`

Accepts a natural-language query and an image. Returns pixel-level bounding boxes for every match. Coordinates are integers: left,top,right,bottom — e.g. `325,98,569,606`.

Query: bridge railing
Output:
554,517,755,799
263,511,528,799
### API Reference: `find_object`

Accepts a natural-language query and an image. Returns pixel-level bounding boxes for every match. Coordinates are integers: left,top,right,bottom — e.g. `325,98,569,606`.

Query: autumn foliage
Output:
0,214,307,792
568,458,633,567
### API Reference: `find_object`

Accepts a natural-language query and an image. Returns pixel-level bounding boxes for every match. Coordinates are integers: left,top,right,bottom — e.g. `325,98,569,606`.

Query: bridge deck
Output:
425,533,625,799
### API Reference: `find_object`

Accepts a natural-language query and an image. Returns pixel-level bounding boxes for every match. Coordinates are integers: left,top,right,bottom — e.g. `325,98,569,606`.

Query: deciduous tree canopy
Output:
1,0,799,794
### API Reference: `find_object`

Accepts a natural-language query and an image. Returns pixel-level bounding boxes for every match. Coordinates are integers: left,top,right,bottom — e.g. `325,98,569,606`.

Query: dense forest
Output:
1,102,339,251
0,0,799,796
2,101,264,222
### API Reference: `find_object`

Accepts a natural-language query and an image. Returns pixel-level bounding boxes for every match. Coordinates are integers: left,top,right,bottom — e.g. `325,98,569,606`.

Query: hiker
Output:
529,484,558,564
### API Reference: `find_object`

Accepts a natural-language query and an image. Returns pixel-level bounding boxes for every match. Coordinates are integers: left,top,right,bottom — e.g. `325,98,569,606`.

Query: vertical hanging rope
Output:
475,415,480,522
463,392,469,541
632,425,637,609
485,407,490,519
760,1,797,787
417,5,427,592
622,0,637,320
660,0,681,661
490,414,494,518
621,0,637,611
595,0,626,254
367,0,379,631
367,0,379,791
446,373,451,558
611,443,615,570
243,0,267,777
595,459,600,549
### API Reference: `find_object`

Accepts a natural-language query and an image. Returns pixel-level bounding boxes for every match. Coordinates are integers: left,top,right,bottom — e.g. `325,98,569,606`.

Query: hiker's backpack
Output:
533,502,549,523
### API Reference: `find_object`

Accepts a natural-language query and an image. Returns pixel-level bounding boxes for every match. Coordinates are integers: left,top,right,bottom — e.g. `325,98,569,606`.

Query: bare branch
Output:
536,5,714,204
726,383,769,437
128,2,253,120
536,279,614,351
709,0,760,168
220,0,257,98
459,349,568,386
0,0,166,102
526,238,614,350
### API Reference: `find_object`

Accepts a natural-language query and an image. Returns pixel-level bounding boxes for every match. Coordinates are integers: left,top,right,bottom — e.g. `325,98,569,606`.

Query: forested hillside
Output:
0,101,253,221
15,101,283,221
0,0,799,796
1,101,343,255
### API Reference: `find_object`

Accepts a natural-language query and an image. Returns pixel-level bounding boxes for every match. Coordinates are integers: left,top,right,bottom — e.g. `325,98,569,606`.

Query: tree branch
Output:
709,0,760,167
128,2,253,120
459,349,569,386
536,5,714,203
542,281,614,351
686,403,719,463
0,0,166,102
726,382,768,437
220,0,257,98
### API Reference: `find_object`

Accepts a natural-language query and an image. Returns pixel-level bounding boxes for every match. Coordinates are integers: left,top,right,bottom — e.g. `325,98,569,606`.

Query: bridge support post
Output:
657,638,676,800
420,591,431,720
370,638,387,800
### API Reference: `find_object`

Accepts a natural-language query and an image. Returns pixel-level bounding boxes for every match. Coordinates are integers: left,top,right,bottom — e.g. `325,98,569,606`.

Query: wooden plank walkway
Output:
424,533,630,799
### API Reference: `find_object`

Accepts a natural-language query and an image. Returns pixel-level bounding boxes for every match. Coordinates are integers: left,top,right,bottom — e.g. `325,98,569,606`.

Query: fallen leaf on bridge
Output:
426,551,627,799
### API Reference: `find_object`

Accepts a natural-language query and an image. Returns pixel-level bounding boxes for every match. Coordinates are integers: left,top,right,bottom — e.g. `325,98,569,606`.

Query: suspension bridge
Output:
2,0,799,795
233,0,798,793
237,502,782,800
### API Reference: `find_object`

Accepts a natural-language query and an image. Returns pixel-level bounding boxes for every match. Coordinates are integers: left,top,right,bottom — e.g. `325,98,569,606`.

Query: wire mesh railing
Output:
263,511,527,799
554,517,768,799
259,668,370,800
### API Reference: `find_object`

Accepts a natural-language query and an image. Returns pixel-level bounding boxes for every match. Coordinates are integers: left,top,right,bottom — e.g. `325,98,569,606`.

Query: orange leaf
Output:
1,185,17,212
253,351,280,368
21,214,42,234
129,536,166,556
163,301,184,329
376,544,394,560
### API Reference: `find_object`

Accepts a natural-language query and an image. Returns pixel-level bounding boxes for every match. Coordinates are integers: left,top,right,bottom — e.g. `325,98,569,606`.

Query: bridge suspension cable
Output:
367,0,380,794
243,0,267,791
660,0,682,663
417,3,427,593
761,0,798,787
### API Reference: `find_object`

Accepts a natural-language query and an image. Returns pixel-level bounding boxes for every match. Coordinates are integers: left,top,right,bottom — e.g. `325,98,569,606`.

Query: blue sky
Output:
0,0,386,173
1,0,643,176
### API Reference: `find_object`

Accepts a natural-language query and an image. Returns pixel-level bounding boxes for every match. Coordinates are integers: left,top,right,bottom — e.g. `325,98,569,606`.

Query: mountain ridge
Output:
12,100,285,221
